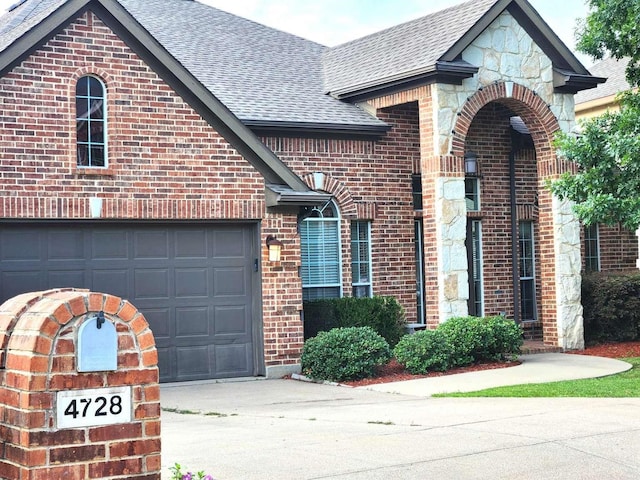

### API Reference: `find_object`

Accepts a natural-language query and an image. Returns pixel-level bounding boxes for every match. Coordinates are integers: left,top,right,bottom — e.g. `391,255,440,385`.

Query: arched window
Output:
300,201,342,301
76,76,106,167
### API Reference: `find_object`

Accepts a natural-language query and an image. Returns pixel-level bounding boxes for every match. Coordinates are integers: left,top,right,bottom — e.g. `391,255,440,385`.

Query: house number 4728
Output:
63,395,123,418
56,386,132,429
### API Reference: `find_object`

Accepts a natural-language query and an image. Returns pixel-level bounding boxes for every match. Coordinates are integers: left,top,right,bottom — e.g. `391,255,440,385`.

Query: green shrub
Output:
437,316,492,366
439,316,522,364
301,326,391,382
393,329,453,374
303,296,406,347
582,272,640,344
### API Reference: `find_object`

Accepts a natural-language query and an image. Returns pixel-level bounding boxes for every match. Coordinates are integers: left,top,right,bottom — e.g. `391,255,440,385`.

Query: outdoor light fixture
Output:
464,151,478,175
266,235,283,262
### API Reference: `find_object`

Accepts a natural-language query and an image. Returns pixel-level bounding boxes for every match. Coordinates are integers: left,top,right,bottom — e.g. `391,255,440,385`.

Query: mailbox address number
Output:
57,387,131,429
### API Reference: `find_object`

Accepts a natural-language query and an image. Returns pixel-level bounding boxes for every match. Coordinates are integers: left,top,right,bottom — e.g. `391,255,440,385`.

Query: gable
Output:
323,0,604,101
0,0,330,206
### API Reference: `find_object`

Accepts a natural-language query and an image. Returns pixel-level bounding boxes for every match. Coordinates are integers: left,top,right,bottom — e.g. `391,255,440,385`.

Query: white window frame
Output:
351,220,372,298
300,200,343,301
465,177,480,212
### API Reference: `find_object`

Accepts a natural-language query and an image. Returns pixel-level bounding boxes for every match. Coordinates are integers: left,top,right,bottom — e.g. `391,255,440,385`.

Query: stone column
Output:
436,177,469,322
553,197,584,349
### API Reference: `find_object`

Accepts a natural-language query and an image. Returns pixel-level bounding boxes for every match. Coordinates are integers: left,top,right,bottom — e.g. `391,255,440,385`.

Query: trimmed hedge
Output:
301,326,391,382
393,329,453,373
393,316,522,374
582,272,640,344
303,296,406,347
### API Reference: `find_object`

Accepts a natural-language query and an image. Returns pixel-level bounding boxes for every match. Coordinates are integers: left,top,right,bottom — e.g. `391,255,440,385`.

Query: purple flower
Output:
182,474,192,480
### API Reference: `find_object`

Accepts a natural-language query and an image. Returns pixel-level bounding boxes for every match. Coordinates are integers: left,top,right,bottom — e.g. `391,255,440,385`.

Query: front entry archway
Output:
450,82,583,348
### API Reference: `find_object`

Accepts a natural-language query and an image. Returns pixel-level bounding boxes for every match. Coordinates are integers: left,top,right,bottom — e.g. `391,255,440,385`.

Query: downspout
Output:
510,127,520,324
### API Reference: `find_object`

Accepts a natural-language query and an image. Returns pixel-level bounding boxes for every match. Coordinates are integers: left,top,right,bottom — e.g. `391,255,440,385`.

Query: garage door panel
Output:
142,308,171,339
177,345,210,378
214,306,249,336
134,269,170,299
175,307,209,337
48,231,85,260
49,269,86,288
215,344,251,376
213,230,247,257
1,230,41,260
91,231,129,259
175,268,208,298
134,230,169,259
0,223,257,382
213,267,247,297
175,230,208,258
92,270,130,299
1,271,43,299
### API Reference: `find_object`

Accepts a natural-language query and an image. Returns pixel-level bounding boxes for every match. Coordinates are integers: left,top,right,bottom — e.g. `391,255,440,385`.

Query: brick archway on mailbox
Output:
0,288,161,479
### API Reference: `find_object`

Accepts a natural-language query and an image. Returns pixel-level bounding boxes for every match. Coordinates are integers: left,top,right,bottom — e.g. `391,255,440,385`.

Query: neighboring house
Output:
0,0,612,382
574,58,638,273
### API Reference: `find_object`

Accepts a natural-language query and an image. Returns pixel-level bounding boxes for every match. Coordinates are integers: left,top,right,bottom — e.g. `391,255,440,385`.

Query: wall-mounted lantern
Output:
464,151,478,175
266,235,283,262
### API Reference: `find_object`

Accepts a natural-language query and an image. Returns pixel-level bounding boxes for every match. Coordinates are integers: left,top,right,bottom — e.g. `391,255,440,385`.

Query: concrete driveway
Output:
160,355,640,479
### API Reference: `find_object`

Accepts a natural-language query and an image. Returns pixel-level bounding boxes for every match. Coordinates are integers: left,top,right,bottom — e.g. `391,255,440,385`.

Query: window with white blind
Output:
351,221,372,297
300,201,342,301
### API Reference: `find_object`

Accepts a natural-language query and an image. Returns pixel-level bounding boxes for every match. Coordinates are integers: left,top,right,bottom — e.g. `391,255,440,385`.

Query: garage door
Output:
0,222,260,382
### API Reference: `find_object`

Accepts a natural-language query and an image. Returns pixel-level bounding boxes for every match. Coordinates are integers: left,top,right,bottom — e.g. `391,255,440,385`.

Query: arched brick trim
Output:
302,172,358,219
451,82,561,172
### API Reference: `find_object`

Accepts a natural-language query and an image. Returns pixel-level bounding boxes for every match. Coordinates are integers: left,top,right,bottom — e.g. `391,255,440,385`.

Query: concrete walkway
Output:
361,353,632,396
160,354,638,480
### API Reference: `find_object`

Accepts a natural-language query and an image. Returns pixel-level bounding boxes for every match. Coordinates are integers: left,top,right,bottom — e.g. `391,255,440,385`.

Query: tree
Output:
576,0,640,87
551,0,640,229
552,92,640,230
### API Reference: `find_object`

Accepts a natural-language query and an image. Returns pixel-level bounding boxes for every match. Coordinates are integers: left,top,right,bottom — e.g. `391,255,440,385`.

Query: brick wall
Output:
263,103,422,323
591,225,637,272
0,11,265,220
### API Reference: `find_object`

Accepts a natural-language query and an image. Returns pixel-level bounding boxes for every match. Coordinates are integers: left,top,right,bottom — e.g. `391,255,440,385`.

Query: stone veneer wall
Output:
429,11,583,346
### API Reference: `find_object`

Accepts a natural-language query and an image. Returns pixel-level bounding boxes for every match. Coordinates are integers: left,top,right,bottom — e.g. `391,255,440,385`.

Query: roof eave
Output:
265,184,332,208
329,61,478,102
553,69,607,94
244,120,390,140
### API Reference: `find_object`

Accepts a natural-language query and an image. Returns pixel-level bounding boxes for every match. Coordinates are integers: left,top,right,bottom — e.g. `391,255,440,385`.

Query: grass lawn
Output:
434,357,640,398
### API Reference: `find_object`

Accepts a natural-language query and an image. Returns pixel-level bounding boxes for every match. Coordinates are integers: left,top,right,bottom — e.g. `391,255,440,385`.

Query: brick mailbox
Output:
0,288,161,479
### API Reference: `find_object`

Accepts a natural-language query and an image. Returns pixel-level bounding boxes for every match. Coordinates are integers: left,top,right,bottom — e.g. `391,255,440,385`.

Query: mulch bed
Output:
341,341,640,387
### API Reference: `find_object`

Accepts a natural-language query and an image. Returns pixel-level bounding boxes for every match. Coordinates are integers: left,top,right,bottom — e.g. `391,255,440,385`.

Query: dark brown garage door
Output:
0,222,260,382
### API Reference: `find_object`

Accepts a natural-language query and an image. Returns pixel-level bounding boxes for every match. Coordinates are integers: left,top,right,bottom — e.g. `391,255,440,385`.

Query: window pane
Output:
90,122,104,143
351,221,372,297
76,97,89,120
88,76,102,97
90,146,105,167
76,77,88,96
77,145,89,166
89,100,103,119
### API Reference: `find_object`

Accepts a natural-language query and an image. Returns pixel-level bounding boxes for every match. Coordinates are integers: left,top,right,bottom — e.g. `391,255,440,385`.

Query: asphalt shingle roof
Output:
575,57,632,105
0,0,386,129
322,0,498,95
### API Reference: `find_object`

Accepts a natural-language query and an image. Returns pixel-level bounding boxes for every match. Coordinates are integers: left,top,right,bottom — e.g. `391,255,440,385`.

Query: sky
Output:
0,0,594,65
